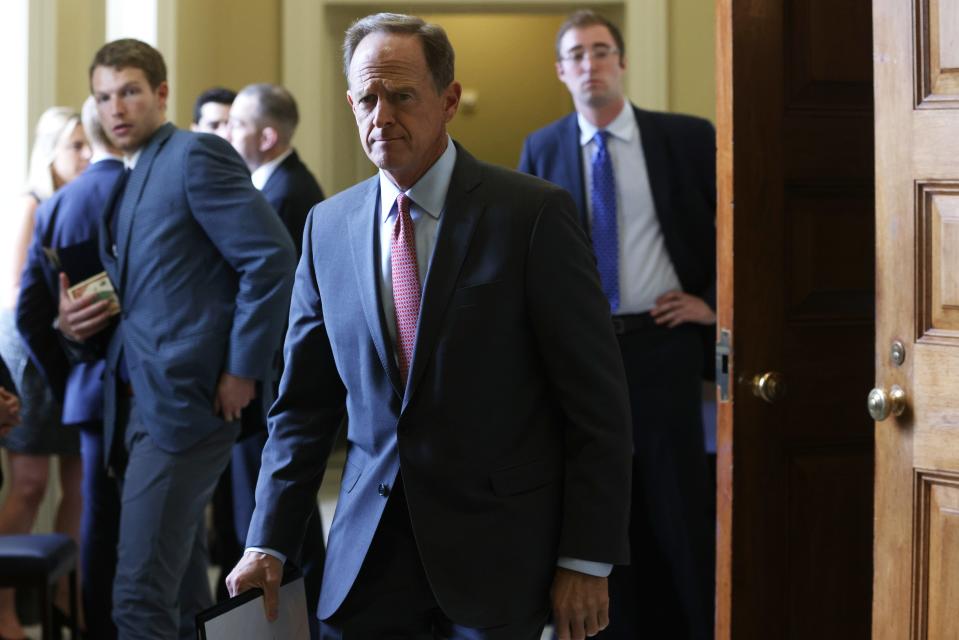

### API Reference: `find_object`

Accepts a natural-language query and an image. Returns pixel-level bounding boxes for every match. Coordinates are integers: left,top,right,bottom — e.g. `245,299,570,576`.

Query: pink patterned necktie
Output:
391,192,421,383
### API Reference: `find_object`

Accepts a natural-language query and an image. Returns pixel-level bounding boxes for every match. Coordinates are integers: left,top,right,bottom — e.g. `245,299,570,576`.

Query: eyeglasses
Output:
559,45,620,65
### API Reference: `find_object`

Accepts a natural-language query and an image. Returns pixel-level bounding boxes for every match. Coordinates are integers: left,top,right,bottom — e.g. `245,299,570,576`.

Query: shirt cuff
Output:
557,557,613,577
246,546,287,565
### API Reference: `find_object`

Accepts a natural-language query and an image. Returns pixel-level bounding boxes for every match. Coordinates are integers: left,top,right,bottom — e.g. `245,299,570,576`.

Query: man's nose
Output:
372,99,394,128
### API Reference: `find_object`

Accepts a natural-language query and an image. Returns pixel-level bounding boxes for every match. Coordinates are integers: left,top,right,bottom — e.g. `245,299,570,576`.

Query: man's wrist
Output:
246,546,286,565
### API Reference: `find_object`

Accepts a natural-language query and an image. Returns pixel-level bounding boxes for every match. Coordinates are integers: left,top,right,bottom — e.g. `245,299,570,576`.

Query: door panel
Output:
717,0,875,637
874,0,959,637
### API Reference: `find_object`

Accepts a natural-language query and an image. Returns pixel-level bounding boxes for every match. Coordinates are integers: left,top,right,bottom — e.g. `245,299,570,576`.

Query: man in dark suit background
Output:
58,39,296,639
228,83,325,252
190,86,235,138
519,10,717,640
17,95,124,639
226,82,326,633
227,12,632,640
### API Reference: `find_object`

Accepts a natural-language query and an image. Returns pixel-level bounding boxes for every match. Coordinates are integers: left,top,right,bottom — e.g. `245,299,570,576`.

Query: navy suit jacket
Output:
261,150,324,257
518,105,717,310
98,124,296,455
248,144,632,626
241,150,326,439
17,158,124,427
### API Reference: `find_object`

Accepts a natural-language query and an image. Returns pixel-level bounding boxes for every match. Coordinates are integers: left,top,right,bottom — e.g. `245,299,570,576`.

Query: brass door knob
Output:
751,372,785,403
867,385,906,421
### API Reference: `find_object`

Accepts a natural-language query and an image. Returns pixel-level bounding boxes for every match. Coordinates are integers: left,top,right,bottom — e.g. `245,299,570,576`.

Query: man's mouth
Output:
113,124,132,136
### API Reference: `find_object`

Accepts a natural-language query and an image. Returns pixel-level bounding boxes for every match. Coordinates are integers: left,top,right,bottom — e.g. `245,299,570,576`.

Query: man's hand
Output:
57,273,112,341
650,290,716,327
226,550,283,622
551,567,610,640
214,373,255,422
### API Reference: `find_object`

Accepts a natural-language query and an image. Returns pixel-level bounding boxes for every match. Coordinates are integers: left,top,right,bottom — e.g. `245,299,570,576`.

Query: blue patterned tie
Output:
590,130,619,312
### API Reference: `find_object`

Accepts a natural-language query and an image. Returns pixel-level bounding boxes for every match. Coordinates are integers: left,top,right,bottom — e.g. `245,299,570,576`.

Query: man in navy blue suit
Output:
227,82,326,632
58,39,296,639
228,13,632,640
519,10,717,640
17,95,124,639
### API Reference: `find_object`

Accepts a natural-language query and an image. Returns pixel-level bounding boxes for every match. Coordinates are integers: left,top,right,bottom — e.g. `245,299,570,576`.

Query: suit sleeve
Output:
15,206,68,400
182,135,297,381
525,187,633,565
246,208,346,555
517,135,536,175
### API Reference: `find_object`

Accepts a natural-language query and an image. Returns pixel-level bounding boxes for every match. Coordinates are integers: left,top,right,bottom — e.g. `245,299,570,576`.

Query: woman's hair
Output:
26,106,81,201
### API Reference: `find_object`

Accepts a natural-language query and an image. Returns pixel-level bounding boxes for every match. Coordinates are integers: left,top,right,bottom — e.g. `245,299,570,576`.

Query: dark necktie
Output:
391,193,421,383
590,131,620,312
108,168,132,258
108,168,132,383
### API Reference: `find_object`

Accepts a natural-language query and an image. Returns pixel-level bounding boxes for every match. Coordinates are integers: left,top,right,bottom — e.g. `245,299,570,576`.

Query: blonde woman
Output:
0,107,89,640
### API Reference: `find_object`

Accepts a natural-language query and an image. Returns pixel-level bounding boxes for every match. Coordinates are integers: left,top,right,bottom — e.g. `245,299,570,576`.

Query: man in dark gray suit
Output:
59,39,296,639
227,13,631,640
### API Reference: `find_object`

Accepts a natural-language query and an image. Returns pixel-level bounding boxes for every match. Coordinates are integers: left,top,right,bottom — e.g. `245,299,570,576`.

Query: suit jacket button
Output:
377,483,390,497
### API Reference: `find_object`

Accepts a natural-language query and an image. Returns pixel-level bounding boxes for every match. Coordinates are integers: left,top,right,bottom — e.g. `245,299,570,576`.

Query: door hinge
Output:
716,329,732,402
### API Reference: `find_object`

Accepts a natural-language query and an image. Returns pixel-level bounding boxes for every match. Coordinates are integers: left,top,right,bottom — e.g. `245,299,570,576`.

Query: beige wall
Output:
668,0,716,123
421,13,571,169
174,0,281,129
56,0,105,109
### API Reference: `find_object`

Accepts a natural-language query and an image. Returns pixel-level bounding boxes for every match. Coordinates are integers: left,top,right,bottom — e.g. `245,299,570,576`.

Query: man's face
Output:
555,25,626,111
346,32,461,189
226,93,264,171
91,65,168,153
193,101,231,139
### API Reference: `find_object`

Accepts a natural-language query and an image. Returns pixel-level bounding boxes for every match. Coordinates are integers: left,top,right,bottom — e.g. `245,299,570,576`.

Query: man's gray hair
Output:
80,95,111,151
236,83,299,144
342,13,455,93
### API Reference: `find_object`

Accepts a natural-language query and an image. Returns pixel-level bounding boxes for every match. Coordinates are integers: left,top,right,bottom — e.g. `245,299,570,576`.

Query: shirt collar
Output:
91,151,122,165
251,147,294,191
577,101,635,147
123,148,142,171
379,135,457,225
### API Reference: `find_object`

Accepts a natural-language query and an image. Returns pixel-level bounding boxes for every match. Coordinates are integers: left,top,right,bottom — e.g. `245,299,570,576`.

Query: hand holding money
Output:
58,272,115,341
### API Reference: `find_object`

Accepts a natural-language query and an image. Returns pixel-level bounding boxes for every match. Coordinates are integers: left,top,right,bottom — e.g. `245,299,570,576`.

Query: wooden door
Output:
715,1,875,637
873,0,959,637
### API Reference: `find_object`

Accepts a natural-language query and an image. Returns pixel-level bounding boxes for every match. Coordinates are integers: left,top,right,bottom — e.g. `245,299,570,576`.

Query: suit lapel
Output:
633,106,673,229
115,123,175,290
562,114,589,231
347,176,403,398
404,144,483,408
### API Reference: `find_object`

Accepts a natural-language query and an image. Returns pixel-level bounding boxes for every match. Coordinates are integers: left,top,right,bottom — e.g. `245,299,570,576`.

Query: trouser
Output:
79,426,120,639
601,323,714,640
111,398,238,639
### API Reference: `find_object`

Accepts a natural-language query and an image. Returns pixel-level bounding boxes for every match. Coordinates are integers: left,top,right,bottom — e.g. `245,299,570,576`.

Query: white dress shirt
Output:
251,148,294,191
579,103,682,314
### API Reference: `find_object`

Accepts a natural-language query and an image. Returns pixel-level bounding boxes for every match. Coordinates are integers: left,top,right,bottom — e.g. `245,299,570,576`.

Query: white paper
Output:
201,577,310,640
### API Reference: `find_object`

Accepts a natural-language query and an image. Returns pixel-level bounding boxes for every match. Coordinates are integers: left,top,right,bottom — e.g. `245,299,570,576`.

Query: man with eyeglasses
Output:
519,9,716,640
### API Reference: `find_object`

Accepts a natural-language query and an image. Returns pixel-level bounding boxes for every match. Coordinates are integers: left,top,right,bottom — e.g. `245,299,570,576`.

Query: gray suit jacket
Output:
249,143,632,626
98,123,296,456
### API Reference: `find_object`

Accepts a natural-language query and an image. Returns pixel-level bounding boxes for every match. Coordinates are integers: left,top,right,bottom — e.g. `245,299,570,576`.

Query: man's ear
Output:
156,81,170,110
443,82,462,123
259,126,279,153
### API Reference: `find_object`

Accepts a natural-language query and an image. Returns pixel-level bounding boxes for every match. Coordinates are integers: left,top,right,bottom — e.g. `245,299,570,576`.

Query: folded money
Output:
67,271,121,316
